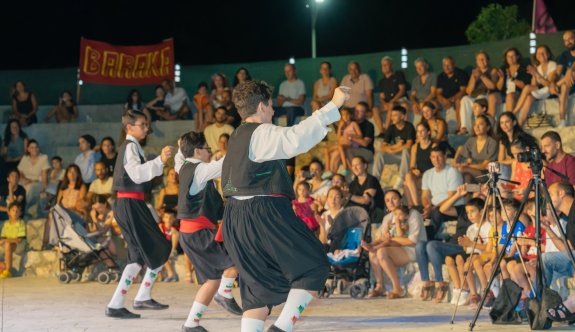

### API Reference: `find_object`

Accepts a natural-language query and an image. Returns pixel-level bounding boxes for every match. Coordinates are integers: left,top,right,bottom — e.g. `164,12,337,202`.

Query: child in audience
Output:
496,198,527,280
0,202,25,278
88,194,116,255
158,210,179,282
193,82,213,131
390,206,410,238
292,181,319,232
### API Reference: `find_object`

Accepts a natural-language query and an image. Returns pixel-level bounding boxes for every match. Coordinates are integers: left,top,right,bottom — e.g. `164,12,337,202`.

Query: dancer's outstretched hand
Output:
161,145,175,163
331,86,351,108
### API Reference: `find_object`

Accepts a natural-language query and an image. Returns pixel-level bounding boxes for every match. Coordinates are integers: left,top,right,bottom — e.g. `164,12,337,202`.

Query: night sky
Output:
1,0,574,69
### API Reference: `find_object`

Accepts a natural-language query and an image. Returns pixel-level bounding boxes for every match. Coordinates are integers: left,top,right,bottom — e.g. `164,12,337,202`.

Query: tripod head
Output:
517,146,544,176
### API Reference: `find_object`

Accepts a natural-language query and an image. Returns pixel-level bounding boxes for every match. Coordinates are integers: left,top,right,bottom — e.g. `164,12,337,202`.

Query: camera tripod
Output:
468,158,575,330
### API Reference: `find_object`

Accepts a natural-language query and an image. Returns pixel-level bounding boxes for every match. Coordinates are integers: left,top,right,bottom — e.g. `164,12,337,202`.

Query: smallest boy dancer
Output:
175,131,242,332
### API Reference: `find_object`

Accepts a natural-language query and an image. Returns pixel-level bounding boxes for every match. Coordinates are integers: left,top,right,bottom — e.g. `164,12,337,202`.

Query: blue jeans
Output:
542,250,575,286
273,106,304,126
416,240,464,282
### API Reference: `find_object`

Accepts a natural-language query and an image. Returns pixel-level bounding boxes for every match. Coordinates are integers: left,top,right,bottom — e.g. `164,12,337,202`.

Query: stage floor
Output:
1,277,572,331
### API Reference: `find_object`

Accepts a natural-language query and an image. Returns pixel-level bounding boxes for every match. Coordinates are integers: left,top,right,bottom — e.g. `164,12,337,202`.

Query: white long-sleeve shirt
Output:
123,135,164,184
174,150,224,195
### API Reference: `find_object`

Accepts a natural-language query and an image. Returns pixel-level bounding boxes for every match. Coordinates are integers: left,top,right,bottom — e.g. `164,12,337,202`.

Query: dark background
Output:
1,0,574,69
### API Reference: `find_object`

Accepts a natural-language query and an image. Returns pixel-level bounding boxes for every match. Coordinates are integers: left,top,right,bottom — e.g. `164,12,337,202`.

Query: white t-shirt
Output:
536,61,557,85
89,177,113,195
18,154,50,182
279,79,306,107
422,164,464,206
465,222,492,254
165,87,189,112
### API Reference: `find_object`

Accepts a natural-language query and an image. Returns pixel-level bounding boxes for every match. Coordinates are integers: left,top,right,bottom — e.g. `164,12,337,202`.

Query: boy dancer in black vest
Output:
175,131,242,332
105,110,174,319
221,81,349,332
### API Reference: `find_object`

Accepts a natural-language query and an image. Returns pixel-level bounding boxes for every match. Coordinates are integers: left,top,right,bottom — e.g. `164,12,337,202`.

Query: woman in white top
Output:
513,45,558,126
17,139,50,217
317,186,345,245
311,62,338,112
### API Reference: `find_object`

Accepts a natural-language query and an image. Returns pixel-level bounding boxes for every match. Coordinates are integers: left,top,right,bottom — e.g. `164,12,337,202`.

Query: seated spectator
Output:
204,107,234,153
541,130,575,186
294,159,332,207
221,89,241,128
123,89,153,123
88,194,117,261
408,57,438,121
0,170,26,221
504,138,534,201
459,51,503,134
496,199,528,280
550,30,575,127
193,82,213,131
157,167,179,215
341,61,374,110
158,210,179,282
416,185,470,303
232,67,252,89
330,173,348,191
0,202,26,278
436,56,469,133
46,156,65,202
317,186,345,246
513,45,557,126
373,106,415,187
324,108,361,175
210,73,229,109
422,146,464,235
349,102,375,163
311,61,337,112
421,102,449,150
453,114,498,184
44,91,79,123
17,139,49,217
211,133,229,162
10,80,38,127
75,134,99,185
292,181,319,232
373,56,408,133
274,63,306,126
362,190,426,299
496,112,537,178
2,119,28,172
144,85,166,122
97,137,117,176
56,164,88,218
498,48,531,113
87,161,113,202
470,98,495,128
404,122,435,208
160,79,191,121
346,156,385,220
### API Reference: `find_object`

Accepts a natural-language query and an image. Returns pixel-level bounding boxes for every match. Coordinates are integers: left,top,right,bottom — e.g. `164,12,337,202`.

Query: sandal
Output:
433,282,450,303
420,284,432,301
367,286,385,298
547,302,575,322
387,288,406,300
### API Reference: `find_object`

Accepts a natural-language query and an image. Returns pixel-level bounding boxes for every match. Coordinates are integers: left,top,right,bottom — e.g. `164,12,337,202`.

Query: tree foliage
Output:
466,4,531,44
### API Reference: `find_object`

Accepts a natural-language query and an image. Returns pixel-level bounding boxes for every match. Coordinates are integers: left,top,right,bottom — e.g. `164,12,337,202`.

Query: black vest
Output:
112,140,151,193
222,122,295,199
177,161,223,223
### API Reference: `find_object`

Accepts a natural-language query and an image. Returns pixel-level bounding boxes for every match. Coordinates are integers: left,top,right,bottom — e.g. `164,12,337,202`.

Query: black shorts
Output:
180,229,234,284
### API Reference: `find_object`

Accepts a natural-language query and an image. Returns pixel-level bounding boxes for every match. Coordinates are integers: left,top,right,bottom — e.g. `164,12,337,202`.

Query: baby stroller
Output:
48,204,120,284
318,206,372,299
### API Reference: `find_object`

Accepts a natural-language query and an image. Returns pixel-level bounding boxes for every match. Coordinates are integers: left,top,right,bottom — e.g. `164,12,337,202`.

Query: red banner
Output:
79,38,174,85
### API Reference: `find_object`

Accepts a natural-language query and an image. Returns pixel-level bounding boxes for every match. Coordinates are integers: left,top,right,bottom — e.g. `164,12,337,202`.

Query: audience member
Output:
275,63,306,126
374,56,407,133
17,139,49,217
44,91,79,123
123,89,153,123
421,102,449,151
161,79,191,120
498,48,531,112
0,170,26,221
193,82,213,131
404,122,435,208
292,181,319,232
211,133,229,162
341,61,374,109
317,187,345,246
221,88,241,128
506,138,533,201
210,73,229,109
324,108,361,175
311,61,338,112
347,156,385,219
87,161,113,202
144,85,166,122
496,112,537,177
0,202,26,278
88,194,117,261
408,57,438,121
350,102,375,163
373,106,415,187
294,160,332,207
157,167,179,215
459,51,503,134
2,119,29,172
204,107,234,153
551,30,575,127
232,67,252,89
514,45,557,126
11,80,38,127
98,137,117,176
56,164,88,218
158,210,179,282
436,56,469,133
541,130,575,186
75,134,99,185
46,156,65,200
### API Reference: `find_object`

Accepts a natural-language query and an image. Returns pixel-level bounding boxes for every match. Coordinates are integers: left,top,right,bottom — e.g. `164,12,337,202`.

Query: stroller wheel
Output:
71,272,82,282
110,272,120,283
350,281,368,299
97,272,111,284
58,272,72,284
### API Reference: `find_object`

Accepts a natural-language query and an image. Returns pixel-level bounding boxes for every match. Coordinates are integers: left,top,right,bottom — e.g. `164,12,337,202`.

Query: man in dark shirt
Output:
372,106,415,187
347,156,385,216
541,131,575,186
542,181,575,287
373,57,408,132
552,30,575,127
436,56,469,132
350,102,375,163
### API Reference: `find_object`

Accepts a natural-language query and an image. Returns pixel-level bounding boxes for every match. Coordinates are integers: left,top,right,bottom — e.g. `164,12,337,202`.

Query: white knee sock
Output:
241,318,264,332
218,277,236,299
184,301,207,327
134,266,162,301
107,263,142,309
273,289,313,332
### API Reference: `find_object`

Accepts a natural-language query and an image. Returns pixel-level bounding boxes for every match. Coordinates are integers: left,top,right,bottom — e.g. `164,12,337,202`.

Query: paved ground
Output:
0,277,573,332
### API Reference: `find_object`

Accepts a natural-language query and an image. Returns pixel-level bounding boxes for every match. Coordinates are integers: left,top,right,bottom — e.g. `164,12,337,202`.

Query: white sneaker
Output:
451,288,460,305
457,290,470,306
558,119,567,127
